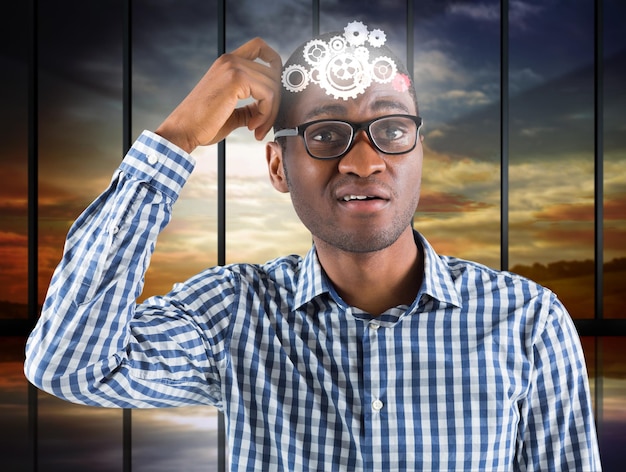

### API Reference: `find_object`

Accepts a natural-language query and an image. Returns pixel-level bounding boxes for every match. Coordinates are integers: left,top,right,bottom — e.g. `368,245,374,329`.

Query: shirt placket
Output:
361,319,386,470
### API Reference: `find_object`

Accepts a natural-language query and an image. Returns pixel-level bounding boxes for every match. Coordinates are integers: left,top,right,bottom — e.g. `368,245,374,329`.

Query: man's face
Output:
270,81,423,254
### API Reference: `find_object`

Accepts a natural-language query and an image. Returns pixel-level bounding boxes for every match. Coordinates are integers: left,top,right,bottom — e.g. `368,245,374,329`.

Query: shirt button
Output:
372,399,384,411
369,323,379,330
110,225,119,234
147,152,158,165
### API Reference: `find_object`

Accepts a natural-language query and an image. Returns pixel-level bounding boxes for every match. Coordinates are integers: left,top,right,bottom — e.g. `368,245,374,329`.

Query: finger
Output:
246,74,281,138
231,37,282,72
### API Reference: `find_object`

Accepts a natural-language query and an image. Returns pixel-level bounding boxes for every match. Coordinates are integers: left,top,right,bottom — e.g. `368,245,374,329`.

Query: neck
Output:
314,227,423,316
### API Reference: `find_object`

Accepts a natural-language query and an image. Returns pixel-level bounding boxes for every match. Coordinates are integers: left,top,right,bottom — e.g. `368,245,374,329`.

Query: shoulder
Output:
441,255,564,322
444,255,550,296
208,254,306,293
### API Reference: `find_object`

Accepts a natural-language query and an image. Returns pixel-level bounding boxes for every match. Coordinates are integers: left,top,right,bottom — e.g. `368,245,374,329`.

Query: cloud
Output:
509,0,546,30
419,190,493,214
446,0,545,31
447,3,500,22
509,67,544,94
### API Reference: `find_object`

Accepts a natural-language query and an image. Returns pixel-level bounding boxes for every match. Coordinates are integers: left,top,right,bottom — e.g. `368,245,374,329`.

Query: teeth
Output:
343,195,371,201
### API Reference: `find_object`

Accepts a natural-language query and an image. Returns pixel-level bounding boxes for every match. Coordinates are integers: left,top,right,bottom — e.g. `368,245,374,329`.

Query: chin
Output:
318,230,402,254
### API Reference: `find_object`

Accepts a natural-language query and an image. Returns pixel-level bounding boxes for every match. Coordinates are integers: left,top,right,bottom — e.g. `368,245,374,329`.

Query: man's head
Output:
266,21,423,254
274,21,419,133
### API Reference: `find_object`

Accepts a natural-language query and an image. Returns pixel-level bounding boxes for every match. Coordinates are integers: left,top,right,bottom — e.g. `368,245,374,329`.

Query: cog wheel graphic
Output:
282,64,310,93
302,39,330,66
309,68,321,84
344,21,368,47
320,53,371,100
329,35,347,52
370,56,397,83
368,29,387,48
330,55,360,80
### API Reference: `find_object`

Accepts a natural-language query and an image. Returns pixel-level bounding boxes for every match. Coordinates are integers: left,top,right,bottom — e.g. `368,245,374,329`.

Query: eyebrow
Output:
303,104,348,122
302,99,412,122
371,99,412,115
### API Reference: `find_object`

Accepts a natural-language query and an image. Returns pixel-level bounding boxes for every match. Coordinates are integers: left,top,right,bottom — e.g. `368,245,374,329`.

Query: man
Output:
25,22,601,471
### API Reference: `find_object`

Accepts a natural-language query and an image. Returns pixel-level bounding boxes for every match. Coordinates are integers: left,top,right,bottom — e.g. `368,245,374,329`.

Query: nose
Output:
337,131,386,177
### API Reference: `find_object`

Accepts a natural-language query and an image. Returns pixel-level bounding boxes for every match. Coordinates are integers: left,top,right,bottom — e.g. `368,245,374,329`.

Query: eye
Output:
306,123,351,144
310,129,338,143
380,123,408,141
371,117,417,149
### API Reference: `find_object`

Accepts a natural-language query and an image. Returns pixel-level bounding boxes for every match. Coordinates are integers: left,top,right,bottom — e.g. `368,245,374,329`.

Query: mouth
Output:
335,189,391,214
340,194,383,202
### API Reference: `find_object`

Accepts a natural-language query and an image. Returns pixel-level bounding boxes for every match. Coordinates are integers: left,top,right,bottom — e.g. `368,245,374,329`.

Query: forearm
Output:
24,131,195,405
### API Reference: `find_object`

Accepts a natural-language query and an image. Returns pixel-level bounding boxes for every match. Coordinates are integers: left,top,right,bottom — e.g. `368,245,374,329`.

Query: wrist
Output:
154,120,196,154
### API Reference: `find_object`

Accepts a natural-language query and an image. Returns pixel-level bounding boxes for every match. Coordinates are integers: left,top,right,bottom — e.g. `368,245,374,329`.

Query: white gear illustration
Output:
370,56,397,83
344,21,369,46
302,39,330,66
282,21,400,100
330,55,360,80
309,68,321,84
368,29,386,48
282,64,310,93
329,35,347,52
319,53,371,100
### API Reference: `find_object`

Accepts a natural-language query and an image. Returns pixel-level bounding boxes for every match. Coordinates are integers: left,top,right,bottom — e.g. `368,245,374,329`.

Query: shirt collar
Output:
414,231,462,309
293,231,462,311
293,246,334,310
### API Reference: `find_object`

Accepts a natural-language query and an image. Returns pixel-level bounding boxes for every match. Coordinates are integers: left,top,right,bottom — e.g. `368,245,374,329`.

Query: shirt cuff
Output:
119,130,196,202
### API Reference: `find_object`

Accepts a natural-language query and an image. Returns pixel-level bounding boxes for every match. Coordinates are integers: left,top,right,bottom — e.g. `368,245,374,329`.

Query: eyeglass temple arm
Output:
273,128,299,138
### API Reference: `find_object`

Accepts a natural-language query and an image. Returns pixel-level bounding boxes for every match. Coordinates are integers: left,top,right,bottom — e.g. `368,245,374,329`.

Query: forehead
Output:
287,81,417,124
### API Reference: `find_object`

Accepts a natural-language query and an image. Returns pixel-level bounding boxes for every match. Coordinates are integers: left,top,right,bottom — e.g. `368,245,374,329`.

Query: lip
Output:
335,183,391,212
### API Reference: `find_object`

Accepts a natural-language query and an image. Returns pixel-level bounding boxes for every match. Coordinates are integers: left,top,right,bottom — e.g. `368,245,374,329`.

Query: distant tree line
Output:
511,257,626,281
2,258,626,317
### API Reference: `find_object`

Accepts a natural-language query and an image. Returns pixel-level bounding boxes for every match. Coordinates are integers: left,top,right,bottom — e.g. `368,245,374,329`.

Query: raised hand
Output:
155,37,283,153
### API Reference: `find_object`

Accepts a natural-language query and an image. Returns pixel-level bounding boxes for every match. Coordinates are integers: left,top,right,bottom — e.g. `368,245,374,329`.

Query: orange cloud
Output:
533,194,626,222
418,190,493,213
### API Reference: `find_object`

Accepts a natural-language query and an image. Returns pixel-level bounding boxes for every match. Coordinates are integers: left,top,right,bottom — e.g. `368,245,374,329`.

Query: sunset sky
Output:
2,0,623,305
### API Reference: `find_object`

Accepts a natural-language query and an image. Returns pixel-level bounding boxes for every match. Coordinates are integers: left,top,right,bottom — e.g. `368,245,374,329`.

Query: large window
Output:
1,1,624,471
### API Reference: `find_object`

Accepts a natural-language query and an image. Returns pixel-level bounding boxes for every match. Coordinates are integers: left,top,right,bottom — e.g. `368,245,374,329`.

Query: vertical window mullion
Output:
593,0,604,441
217,1,227,471
122,1,133,471
312,0,320,36
500,0,509,272
27,0,39,470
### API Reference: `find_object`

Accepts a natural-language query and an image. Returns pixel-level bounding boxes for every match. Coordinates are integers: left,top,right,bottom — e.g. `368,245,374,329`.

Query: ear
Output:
266,141,289,193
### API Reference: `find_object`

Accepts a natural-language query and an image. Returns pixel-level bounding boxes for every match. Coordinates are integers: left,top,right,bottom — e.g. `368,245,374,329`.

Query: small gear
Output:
368,29,386,48
309,68,321,84
370,56,397,83
302,39,330,66
344,21,369,47
282,64,310,93
329,35,347,52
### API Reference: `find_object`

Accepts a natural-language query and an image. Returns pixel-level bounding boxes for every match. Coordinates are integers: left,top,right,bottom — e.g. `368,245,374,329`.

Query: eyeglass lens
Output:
304,116,418,159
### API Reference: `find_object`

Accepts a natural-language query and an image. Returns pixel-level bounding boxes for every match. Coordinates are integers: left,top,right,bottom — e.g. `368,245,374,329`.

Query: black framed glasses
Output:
274,114,423,160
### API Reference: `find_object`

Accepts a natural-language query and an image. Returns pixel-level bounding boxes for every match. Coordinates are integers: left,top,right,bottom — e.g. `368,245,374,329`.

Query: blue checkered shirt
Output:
25,131,601,471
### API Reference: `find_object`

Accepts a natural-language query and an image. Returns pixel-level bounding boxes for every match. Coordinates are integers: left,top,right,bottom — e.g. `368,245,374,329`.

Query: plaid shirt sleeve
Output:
23,130,227,408
515,294,601,471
